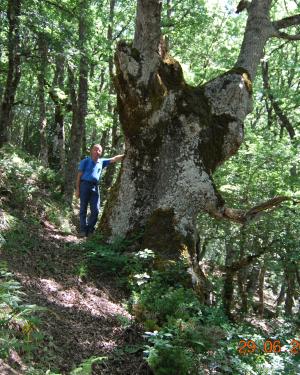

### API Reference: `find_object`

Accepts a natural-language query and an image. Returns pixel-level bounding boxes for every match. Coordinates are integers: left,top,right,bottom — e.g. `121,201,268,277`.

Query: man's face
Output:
91,145,102,160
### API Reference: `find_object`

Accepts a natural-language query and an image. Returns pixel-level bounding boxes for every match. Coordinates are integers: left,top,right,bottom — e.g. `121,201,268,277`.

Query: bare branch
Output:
275,31,300,41
220,196,299,224
261,60,296,139
113,18,133,41
272,14,300,40
273,14,300,30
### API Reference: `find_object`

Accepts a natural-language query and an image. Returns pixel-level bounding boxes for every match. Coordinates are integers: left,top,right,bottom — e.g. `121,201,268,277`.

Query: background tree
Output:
0,0,22,146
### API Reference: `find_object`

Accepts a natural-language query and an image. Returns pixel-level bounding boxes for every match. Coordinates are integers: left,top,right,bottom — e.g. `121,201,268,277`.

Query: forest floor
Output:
0,217,150,375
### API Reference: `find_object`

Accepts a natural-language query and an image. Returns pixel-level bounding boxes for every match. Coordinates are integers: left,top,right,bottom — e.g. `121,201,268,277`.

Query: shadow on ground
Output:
1,220,152,374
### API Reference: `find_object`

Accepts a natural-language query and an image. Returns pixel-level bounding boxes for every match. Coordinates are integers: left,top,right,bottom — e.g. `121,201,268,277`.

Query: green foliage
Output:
85,237,131,276
134,281,201,324
0,145,74,235
2,214,38,254
146,338,193,375
84,237,154,281
70,356,108,375
0,262,44,359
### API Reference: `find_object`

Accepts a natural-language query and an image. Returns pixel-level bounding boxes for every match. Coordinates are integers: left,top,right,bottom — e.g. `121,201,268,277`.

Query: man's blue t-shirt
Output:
78,157,111,183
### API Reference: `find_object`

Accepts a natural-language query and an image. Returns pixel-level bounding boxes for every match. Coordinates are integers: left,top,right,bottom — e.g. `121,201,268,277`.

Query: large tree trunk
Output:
99,0,287,298
0,0,22,147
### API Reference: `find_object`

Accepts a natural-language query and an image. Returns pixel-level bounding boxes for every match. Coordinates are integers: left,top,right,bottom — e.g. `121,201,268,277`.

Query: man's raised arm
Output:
109,154,124,163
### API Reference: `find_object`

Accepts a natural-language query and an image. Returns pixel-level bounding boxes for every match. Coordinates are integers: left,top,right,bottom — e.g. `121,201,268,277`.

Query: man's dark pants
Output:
79,181,100,235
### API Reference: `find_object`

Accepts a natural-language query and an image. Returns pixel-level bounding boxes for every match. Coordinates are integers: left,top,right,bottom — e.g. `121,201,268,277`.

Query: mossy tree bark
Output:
99,0,300,299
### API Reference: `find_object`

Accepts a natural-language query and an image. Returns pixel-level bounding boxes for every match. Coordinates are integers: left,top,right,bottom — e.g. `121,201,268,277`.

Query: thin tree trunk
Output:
77,1,89,157
285,265,296,316
258,264,266,317
37,33,49,166
64,0,89,203
276,281,285,307
64,67,78,197
49,54,66,172
246,265,260,307
22,97,37,154
262,60,295,139
223,271,235,319
223,242,237,319
237,229,248,313
238,269,248,314
100,0,119,203
0,0,22,146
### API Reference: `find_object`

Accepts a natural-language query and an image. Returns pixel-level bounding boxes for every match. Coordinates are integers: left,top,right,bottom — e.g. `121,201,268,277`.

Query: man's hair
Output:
90,144,103,153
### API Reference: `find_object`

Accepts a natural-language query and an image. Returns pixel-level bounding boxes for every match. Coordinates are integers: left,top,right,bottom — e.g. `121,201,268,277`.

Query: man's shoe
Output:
78,231,87,238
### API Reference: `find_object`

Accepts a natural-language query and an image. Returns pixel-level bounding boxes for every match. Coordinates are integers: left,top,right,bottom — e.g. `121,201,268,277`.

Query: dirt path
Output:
2,221,150,375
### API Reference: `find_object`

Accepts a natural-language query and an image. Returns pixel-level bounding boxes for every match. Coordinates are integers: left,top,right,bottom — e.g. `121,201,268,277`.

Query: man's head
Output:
90,144,103,161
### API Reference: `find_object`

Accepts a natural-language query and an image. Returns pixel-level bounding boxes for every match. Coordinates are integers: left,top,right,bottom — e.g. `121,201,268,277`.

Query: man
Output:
76,144,124,237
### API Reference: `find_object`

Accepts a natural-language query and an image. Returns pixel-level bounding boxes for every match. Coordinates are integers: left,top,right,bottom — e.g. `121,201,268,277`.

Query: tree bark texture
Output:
0,0,22,147
100,0,120,202
222,241,238,318
99,0,289,291
37,33,49,166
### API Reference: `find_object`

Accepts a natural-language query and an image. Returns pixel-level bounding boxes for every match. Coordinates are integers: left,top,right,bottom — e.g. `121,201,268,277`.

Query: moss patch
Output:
142,208,190,259
218,67,252,94
98,168,122,239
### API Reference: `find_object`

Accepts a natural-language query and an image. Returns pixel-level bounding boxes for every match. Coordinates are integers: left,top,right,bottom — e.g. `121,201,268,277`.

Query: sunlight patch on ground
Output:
33,277,131,319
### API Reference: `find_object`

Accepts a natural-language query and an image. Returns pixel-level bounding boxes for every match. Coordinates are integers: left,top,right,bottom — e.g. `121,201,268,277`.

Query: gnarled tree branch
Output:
273,31,300,41
261,60,296,139
221,196,298,224
272,14,300,40
273,14,300,30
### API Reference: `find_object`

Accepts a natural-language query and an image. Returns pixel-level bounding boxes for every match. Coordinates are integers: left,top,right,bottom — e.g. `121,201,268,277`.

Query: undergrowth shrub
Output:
84,239,300,374
85,237,131,276
2,214,38,253
84,237,153,282
0,262,44,359
0,144,74,233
